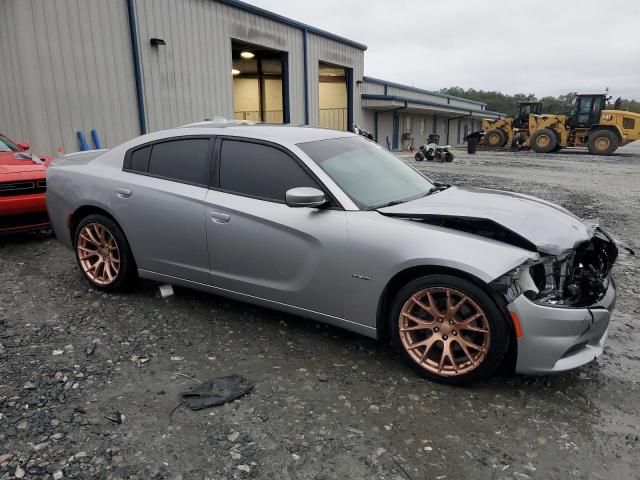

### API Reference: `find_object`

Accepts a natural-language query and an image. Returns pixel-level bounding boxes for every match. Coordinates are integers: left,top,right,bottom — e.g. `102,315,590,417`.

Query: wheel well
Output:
376,265,517,368
69,206,120,245
589,125,622,143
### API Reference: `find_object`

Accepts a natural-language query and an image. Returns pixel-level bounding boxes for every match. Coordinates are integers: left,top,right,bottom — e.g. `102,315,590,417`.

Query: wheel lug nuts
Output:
443,335,448,340
434,327,439,332
452,331,457,335
438,318,443,323
449,320,454,324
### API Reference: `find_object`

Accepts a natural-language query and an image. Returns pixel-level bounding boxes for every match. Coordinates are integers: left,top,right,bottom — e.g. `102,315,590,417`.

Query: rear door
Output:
110,136,214,284
204,138,347,318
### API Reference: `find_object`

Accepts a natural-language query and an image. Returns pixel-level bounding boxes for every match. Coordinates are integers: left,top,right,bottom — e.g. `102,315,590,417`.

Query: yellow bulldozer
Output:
482,101,542,148
528,93,640,155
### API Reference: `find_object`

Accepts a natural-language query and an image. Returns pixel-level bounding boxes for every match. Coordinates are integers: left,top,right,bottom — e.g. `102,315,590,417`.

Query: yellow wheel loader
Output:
529,94,640,155
481,101,542,148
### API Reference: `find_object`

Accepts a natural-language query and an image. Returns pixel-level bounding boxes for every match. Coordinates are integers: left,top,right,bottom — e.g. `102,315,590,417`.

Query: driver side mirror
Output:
285,187,328,208
17,142,30,151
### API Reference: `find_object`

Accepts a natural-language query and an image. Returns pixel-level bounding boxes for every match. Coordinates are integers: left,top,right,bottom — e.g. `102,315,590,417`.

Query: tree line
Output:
439,87,640,117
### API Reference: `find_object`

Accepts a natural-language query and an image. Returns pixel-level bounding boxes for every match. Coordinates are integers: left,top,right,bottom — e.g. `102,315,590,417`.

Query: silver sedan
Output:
46,124,618,383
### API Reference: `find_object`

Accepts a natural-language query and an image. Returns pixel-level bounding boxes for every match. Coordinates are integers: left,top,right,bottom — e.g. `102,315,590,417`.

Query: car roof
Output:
174,123,355,144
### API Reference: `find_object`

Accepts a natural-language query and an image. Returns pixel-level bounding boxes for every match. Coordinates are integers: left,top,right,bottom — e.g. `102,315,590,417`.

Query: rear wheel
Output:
415,151,425,161
390,274,510,384
74,214,136,292
588,130,619,155
530,128,558,153
485,129,507,148
444,152,454,162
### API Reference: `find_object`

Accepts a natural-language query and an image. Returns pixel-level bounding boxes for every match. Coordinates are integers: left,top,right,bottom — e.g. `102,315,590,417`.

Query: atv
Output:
414,134,454,162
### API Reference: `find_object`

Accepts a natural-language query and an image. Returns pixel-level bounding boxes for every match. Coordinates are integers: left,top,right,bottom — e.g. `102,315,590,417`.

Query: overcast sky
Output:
248,0,640,100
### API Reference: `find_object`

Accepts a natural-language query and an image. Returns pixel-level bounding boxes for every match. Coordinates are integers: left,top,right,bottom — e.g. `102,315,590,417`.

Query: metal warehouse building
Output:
0,0,502,155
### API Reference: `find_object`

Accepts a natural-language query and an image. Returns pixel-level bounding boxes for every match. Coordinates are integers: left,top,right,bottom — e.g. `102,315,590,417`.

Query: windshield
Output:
298,136,434,209
0,135,20,152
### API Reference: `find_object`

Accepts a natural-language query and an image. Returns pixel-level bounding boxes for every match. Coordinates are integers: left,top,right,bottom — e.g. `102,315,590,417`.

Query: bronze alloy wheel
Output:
399,287,490,377
77,223,120,286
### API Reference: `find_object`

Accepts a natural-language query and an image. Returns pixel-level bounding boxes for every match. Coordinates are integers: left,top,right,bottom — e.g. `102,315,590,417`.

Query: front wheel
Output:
530,128,558,153
74,214,136,292
444,152,454,162
415,151,425,161
485,129,507,148
390,274,510,384
588,130,619,155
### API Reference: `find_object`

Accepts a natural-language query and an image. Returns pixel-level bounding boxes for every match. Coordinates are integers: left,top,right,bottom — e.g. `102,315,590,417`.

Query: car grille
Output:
0,180,47,197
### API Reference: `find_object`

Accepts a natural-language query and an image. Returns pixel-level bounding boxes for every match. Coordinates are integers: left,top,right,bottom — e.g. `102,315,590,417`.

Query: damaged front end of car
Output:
489,225,623,374
492,227,619,308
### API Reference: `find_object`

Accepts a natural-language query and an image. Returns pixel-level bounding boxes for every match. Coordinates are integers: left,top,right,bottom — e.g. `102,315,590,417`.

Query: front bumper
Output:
0,193,50,234
509,277,616,374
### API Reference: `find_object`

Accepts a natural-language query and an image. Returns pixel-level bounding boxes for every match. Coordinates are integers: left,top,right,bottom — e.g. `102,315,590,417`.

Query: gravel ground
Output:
1,146,640,480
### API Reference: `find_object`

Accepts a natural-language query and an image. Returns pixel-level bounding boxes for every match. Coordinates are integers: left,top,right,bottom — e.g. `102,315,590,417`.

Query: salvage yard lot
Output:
1,147,640,479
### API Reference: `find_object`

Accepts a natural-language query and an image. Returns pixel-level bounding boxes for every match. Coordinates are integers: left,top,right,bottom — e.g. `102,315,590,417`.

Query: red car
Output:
0,132,52,234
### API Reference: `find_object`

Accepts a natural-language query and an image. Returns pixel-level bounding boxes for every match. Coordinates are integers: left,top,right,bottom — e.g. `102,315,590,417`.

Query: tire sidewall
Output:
486,129,506,147
389,274,510,384
531,128,557,153
74,214,134,292
588,130,618,155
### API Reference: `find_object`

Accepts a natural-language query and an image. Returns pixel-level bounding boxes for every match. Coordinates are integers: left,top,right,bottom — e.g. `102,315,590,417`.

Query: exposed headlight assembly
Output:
491,255,570,306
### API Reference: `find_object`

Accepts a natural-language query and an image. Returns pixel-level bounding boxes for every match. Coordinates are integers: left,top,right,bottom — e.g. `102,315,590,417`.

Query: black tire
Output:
74,214,136,292
390,274,510,385
485,129,507,148
530,128,558,153
425,148,435,161
444,152,454,162
415,151,425,161
588,129,619,155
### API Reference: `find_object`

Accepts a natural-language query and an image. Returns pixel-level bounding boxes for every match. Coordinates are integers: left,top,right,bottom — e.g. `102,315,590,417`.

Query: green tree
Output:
439,88,639,115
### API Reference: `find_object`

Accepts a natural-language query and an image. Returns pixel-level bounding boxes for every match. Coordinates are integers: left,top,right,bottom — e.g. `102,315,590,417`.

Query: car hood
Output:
378,186,595,255
0,151,50,174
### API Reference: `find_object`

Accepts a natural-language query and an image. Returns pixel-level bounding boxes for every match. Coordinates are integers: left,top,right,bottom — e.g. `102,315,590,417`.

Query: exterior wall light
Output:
232,69,240,75
240,51,255,59
150,38,166,46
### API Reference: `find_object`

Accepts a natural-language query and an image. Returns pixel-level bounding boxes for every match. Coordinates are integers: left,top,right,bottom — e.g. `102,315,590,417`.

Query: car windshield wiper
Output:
373,199,406,209
421,183,451,197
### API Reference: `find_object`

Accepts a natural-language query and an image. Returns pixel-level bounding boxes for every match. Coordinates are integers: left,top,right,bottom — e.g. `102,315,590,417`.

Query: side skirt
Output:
138,269,378,339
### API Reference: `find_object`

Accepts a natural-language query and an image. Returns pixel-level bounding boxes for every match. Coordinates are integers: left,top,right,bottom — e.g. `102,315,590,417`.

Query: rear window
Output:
126,138,211,186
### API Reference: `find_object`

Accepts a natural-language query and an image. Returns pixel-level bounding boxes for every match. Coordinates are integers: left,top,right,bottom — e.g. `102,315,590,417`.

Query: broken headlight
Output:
491,256,564,305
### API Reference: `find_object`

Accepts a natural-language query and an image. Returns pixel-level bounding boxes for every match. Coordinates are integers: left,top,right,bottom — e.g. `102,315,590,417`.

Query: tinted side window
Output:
147,139,210,185
219,140,319,202
129,145,151,172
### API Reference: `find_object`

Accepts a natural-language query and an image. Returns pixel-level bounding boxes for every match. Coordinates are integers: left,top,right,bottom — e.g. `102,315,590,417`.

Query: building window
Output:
232,40,286,124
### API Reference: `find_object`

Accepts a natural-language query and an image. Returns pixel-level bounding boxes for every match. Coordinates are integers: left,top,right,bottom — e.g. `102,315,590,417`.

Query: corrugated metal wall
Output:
0,0,139,155
134,0,308,131
386,86,446,105
360,82,385,96
307,32,364,128
1,0,366,154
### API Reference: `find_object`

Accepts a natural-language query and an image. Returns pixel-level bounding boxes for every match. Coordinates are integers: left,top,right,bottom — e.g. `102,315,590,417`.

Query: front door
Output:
110,137,214,284
204,138,347,318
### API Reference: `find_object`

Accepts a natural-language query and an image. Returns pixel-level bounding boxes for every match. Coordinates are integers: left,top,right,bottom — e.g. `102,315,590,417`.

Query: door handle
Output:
115,187,132,199
210,211,230,224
